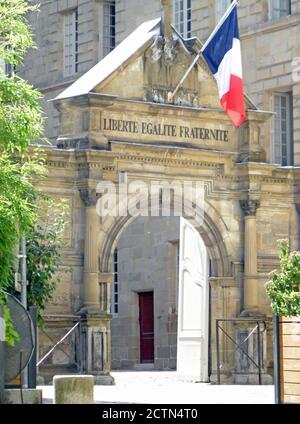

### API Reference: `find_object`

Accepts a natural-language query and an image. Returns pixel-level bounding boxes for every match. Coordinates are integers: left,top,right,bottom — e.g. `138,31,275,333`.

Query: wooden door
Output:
139,292,154,363
177,217,209,381
278,317,300,404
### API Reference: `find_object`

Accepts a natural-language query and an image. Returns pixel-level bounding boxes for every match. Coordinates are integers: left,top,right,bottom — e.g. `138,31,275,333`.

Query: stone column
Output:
240,199,260,315
80,189,101,312
79,189,114,385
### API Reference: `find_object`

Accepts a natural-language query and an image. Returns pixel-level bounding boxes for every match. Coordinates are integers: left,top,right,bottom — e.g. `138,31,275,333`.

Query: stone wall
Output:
111,216,180,370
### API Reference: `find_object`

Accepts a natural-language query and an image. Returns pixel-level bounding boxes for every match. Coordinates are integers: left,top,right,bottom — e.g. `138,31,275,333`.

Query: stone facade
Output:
20,1,300,383
21,1,300,164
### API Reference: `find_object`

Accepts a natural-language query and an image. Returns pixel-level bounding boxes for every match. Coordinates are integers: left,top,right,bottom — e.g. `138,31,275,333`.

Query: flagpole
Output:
167,0,239,104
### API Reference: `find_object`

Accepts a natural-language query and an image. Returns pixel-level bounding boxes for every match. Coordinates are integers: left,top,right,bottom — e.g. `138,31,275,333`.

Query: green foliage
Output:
3,304,20,346
0,76,44,153
0,1,53,344
0,153,44,291
0,291,20,346
265,240,300,317
27,198,70,327
0,0,38,66
0,0,69,344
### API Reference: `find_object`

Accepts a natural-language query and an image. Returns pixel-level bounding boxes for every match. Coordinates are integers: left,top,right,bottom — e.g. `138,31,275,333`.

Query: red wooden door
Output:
139,292,154,363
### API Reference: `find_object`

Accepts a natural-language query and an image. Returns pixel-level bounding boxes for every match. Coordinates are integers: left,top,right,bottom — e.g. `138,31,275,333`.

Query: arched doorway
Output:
110,215,181,372
98,194,231,382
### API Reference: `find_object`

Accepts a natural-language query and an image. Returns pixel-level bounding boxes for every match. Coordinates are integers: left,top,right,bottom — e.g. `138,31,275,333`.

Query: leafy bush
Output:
265,240,300,317
26,198,69,327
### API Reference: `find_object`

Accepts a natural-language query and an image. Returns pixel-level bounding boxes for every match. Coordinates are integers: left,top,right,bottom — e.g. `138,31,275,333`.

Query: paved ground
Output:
39,371,275,404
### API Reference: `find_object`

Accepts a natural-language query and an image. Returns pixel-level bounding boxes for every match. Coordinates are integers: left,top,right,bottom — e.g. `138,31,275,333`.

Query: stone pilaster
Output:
238,120,266,163
79,189,114,385
240,199,260,315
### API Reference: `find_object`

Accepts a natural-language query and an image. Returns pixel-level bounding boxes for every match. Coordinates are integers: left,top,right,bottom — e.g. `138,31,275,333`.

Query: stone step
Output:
134,363,155,371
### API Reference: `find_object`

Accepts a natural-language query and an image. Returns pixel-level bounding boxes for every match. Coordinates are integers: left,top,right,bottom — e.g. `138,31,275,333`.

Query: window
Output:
5,63,15,76
63,9,78,77
216,0,231,21
111,248,119,315
0,57,16,76
100,0,116,58
271,93,293,166
269,0,291,19
173,0,192,38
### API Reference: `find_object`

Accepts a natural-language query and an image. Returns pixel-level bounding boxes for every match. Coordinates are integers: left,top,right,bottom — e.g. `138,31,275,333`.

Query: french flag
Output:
202,4,246,128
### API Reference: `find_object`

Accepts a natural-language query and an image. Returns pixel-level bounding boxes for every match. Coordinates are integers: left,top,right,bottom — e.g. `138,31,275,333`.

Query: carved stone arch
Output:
98,194,232,279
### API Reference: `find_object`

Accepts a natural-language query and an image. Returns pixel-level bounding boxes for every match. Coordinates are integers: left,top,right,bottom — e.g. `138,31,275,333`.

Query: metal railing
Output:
216,318,267,385
37,320,83,373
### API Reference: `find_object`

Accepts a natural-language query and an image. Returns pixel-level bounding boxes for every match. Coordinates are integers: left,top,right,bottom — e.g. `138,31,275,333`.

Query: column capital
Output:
240,199,260,217
79,188,99,207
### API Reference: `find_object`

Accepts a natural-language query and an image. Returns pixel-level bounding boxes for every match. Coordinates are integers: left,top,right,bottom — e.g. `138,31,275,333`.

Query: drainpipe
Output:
20,237,28,388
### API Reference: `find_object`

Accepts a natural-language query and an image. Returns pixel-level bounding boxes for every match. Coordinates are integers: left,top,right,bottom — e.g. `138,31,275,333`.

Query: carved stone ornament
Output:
240,200,260,217
150,36,164,63
163,37,179,64
79,189,99,207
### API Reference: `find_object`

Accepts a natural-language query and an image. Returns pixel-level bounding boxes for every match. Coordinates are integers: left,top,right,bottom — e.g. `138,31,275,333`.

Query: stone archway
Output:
99,196,232,278
95,188,233,378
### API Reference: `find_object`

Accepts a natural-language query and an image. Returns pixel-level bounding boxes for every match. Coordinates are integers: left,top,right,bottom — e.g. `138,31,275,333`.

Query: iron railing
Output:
216,318,267,385
37,320,83,373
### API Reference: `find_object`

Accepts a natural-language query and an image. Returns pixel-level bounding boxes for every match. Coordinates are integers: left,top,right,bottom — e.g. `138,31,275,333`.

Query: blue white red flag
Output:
202,4,246,128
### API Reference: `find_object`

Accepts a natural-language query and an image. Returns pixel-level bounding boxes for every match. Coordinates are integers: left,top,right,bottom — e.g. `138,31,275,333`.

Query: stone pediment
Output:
54,15,271,161
94,29,222,109
56,18,254,111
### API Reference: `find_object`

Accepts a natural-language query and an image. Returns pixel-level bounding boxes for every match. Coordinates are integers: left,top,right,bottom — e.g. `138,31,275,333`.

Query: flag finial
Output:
161,0,173,40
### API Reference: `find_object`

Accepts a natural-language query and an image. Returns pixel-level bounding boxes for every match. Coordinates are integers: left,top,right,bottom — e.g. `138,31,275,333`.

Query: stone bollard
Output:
53,375,94,404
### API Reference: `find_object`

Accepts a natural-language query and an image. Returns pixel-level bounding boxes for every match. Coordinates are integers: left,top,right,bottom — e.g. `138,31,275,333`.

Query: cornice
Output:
116,152,221,169
241,13,300,40
42,145,296,190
